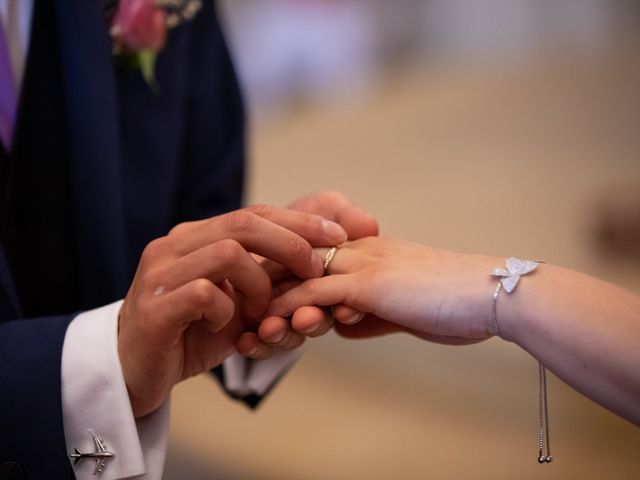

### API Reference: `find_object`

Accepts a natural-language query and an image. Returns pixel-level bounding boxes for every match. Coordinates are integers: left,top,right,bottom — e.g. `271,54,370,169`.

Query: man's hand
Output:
236,192,379,358
117,205,348,417
286,191,379,239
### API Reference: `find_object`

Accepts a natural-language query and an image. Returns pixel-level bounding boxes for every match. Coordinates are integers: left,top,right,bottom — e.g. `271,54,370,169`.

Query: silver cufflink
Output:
69,431,115,475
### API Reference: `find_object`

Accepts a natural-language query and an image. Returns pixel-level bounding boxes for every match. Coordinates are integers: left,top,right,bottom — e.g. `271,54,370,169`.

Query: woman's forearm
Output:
498,264,640,424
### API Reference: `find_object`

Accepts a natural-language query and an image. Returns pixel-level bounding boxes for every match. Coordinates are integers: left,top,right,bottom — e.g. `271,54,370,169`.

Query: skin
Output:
235,191,378,359
118,201,355,418
265,237,640,425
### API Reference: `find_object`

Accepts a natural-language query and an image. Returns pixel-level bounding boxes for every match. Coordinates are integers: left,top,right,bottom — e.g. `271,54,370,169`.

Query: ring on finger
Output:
323,246,338,275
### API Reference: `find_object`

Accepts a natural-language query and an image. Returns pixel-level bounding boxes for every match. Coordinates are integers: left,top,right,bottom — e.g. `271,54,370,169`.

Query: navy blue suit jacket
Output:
0,0,244,477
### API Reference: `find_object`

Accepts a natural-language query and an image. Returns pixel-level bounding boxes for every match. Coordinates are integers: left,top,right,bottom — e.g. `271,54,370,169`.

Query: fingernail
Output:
322,220,347,242
247,347,259,357
342,312,365,325
266,330,286,344
298,323,320,335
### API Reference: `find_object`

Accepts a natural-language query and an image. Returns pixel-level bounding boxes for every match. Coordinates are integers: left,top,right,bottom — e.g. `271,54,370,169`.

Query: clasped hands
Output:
119,191,498,417
118,192,379,417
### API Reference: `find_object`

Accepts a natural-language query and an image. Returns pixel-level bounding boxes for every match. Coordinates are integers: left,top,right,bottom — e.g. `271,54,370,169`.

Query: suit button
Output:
0,462,24,480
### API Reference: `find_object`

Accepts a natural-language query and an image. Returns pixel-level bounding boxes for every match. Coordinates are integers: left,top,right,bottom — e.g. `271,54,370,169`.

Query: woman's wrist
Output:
491,262,551,343
444,253,505,339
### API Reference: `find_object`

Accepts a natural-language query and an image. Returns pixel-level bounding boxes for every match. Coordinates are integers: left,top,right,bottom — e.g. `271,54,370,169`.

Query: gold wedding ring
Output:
323,246,338,275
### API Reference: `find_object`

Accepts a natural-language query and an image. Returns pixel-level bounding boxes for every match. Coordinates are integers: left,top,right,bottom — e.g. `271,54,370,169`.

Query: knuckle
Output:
324,190,348,203
247,204,276,218
212,238,244,264
224,210,261,234
168,221,189,237
313,190,348,208
286,234,310,258
358,236,377,249
140,237,171,265
299,211,322,232
188,279,215,307
140,265,164,288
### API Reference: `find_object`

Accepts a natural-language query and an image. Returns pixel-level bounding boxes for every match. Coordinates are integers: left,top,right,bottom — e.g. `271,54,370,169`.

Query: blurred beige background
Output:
165,1,640,478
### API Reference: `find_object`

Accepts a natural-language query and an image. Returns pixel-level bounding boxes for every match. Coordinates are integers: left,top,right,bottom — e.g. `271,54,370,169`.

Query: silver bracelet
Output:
492,257,553,464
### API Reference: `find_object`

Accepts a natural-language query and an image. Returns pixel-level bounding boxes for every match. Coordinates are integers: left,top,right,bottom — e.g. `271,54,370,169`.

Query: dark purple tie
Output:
0,19,17,151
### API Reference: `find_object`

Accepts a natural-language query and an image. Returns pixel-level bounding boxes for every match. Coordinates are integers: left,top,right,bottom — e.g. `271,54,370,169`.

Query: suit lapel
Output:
54,0,128,305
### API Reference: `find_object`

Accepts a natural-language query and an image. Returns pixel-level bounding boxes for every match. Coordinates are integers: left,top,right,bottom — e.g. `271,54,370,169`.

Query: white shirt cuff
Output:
61,300,169,480
223,349,302,398
60,300,300,479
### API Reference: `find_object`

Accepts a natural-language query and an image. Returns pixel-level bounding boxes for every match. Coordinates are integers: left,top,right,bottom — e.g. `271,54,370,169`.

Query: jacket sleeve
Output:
0,314,76,479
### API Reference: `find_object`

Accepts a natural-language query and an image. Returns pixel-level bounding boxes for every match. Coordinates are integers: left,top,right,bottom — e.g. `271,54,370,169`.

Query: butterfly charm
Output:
492,257,540,293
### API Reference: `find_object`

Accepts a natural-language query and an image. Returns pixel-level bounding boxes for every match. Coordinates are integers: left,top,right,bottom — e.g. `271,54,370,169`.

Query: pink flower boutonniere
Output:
110,0,202,90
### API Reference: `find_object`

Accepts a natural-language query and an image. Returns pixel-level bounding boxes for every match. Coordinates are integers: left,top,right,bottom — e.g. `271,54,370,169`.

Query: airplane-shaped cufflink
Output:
69,431,115,475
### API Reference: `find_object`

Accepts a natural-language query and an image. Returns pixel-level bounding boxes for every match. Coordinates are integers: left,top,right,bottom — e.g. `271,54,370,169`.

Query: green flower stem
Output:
137,49,160,93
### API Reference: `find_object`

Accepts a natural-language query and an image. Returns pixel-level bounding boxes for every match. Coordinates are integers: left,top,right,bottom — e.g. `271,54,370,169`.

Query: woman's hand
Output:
265,237,502,343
